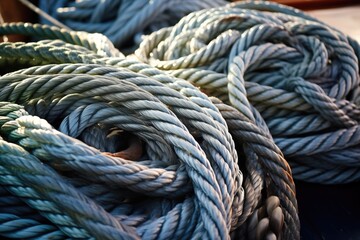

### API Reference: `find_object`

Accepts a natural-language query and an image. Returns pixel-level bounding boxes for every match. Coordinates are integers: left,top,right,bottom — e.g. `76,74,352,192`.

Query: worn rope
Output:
135,1,360,187
133,1,360,237
37,0,227,49
0,22,246,240
0,19,291,239
0,22,122,57
0,1,359,239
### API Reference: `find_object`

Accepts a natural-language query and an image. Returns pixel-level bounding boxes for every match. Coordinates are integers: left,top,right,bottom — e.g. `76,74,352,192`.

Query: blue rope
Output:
38,0,228,49
1,1,359,239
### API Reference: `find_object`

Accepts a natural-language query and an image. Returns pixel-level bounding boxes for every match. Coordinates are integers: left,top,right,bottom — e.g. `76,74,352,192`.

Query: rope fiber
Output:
38,0,228,50
0,1,359,239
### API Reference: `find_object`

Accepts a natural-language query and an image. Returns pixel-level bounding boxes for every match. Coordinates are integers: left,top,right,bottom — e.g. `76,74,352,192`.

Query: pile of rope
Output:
38,0,227,49
136,1,360,185
0,1,359,239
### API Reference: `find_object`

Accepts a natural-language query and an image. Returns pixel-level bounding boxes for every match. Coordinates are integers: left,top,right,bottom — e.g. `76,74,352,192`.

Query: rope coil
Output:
135,1,360,185
0,1,359,239
38,0,228,49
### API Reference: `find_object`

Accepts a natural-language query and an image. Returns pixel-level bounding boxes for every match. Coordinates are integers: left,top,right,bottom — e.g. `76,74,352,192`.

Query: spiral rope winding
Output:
0,1,359,239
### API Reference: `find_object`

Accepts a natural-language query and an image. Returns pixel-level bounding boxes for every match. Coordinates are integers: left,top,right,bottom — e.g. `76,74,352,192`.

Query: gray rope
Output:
8,63,244,227
1,0,359,239
0,72,240,239
37,0,227,49
135,1,360,238
0,213,66,239
2,48,245,238
135,1,360,187
0,102,209,239
0,23,285,238
0,122,138,239
0,22,122,57
0,19,295,239
212,98,298,239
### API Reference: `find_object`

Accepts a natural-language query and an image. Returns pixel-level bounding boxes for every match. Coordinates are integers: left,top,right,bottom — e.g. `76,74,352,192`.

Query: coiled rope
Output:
0,1,359,239
135,1,360,185
38,0,227,49
0,20,290,239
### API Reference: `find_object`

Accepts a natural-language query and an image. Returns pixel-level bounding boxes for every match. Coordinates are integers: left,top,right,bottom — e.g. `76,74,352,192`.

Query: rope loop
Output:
135,0,360,238
0,1,359,239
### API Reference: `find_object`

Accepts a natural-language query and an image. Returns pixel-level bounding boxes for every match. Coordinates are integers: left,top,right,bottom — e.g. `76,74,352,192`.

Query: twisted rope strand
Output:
0,74,234,238
11,63,244,228
1,1,359,239
38,0,227,48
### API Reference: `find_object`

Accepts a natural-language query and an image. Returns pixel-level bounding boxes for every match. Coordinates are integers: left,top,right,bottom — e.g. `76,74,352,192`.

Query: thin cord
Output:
18,0,71,30
0,6,9,42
